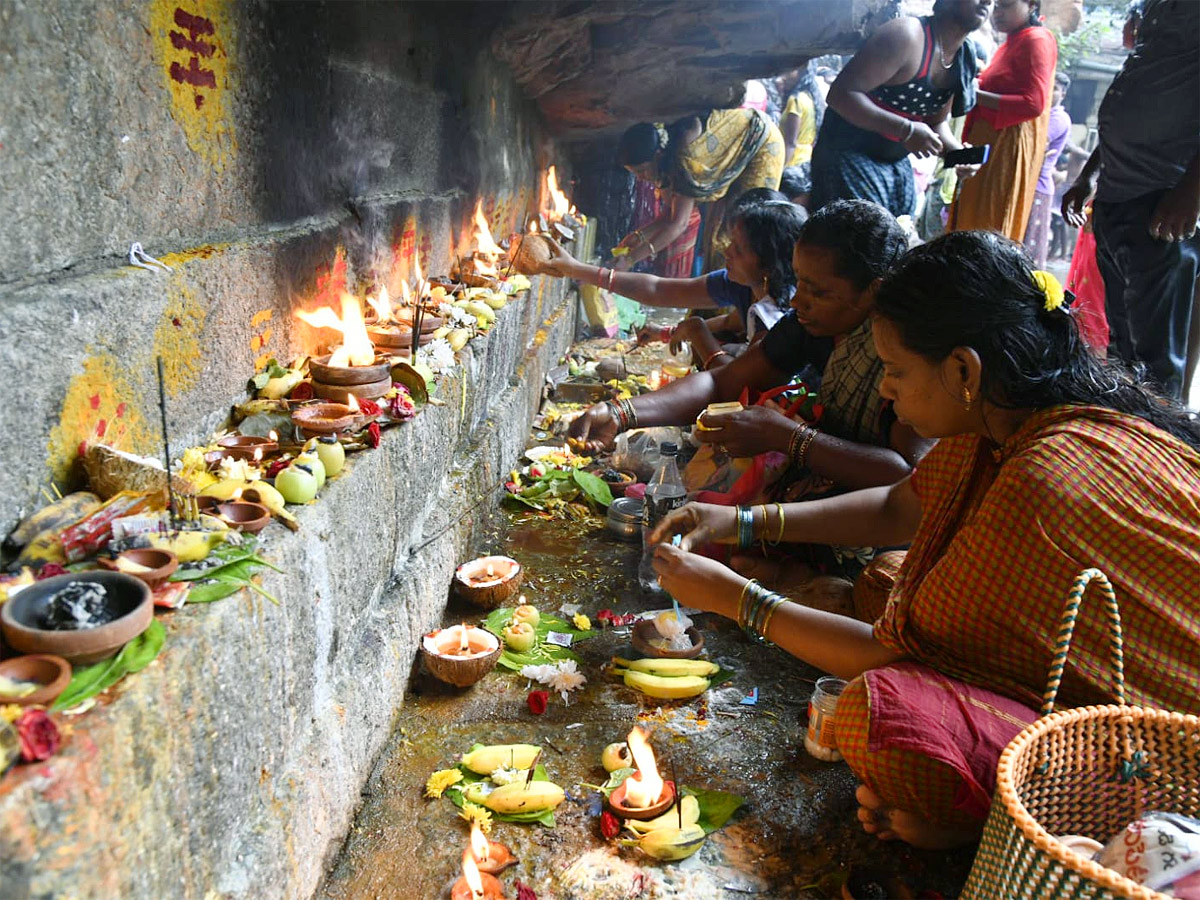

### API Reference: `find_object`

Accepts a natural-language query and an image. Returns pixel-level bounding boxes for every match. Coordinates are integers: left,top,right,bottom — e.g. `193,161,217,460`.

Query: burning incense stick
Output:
156,356,177,530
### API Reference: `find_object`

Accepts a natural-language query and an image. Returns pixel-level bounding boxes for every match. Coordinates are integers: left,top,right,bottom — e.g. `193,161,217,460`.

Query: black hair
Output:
617,123,662,168
796,199,908,290
1054,71,1071,92
874,231,1200,448
779,165,811,200
731,187,788,212
728,201,809,300
1028,0,1043,26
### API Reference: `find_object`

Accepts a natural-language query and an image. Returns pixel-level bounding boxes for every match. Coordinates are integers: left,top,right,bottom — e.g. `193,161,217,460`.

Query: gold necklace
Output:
935,24,956,70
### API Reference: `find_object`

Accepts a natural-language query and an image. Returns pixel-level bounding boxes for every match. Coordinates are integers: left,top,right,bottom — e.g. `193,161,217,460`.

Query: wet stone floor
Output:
321,509,975,900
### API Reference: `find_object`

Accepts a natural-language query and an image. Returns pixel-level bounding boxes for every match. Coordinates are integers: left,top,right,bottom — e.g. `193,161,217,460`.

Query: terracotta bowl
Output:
594,468,637,494
291,403,357,435
608,779,677,820
312,377,392,403
1,571,153,665
631,619,705,659
216,434,278,461
0,654,72,706
366,326,437,350
453,556,523,610
215,501,271,534
309,354,391,386
98,547,179,590
420,627,502,687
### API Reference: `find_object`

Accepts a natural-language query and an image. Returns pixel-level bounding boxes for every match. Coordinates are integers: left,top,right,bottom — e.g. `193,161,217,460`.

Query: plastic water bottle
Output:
638,442,687,592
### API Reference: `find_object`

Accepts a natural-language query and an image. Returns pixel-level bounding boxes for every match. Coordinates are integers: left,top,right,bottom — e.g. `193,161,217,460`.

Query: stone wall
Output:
0,1,574,897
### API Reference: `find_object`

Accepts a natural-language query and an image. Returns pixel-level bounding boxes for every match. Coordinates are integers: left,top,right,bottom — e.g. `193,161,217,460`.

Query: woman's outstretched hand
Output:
539,237,579,278
652,543,743,617
567,402,620,454
649,502,738,550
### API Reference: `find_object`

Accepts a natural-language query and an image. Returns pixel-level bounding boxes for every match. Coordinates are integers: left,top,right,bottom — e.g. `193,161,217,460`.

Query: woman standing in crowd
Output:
951,0,1058,239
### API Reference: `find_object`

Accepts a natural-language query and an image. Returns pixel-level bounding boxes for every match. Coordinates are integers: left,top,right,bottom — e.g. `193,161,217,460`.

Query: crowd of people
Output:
540,0,1198,854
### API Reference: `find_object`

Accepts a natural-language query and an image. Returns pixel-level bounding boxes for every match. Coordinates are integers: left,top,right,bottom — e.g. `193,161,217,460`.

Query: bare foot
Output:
855,785,981,850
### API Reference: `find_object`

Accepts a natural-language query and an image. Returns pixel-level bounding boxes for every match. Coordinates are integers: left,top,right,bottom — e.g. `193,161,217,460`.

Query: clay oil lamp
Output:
608,726,676,820
467,822,517,876
450,846,505,900
290,401,358,438
420,623,502,688
214,500,272,535
296,293,393,401
98,547,180,590
452,555,522,610
451,200,506,289
0,654,72,707
365,282,440,354
215,434,279,462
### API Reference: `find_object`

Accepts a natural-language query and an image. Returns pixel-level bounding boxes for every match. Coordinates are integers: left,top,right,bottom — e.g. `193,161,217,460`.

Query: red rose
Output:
365,422,381,448
288,381,315,401
600,810,621,839
527,690,548,715
36,564,68,580
357,398,381,417
264,458,290,479
16,709,60,762
514,882,538,900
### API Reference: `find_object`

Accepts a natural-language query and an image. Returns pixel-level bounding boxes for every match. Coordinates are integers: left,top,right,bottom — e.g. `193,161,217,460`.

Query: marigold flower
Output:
1032,269,1066,312
424,767,463,798
572,613,591,631
458,800,492,833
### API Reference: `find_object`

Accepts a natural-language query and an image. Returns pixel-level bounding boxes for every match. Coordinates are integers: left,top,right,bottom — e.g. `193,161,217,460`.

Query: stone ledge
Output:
0,286,577,900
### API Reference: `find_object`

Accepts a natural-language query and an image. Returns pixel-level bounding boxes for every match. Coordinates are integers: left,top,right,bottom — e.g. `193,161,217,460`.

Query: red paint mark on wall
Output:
170,57,217,89
169,7,217,103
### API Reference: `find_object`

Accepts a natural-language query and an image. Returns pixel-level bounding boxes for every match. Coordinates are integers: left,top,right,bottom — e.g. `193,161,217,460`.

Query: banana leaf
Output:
170,538,282,605
484,607,594,670
52,619,166,711
682,786,746,834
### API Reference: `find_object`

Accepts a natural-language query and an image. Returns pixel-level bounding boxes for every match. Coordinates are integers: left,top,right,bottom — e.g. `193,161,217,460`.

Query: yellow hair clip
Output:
1032,269,1066,313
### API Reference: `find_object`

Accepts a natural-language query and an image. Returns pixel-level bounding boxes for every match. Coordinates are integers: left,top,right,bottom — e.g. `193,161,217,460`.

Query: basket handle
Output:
1040,568,1125,717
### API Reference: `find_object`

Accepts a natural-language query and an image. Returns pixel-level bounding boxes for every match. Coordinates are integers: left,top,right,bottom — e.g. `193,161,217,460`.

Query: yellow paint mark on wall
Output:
47,354,155,485
150,0,237,172
157,243,229,268
249,309,276,369
153,272,208,398
251,309,273,329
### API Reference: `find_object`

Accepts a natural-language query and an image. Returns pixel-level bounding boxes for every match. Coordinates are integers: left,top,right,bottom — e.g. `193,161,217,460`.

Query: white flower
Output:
417,338,457,373
490,766,529,786
217,457,262,482
520,660,587,703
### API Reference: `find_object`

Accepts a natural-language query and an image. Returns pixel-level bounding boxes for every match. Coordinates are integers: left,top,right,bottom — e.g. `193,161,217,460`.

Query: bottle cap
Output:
661,441,678,455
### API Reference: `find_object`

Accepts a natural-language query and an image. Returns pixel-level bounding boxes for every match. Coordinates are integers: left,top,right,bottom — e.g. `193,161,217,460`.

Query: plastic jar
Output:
804,676,848,762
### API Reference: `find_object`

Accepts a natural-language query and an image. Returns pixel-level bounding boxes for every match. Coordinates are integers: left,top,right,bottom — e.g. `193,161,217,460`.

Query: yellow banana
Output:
147,529,227,563
447,329,471,351
482,293,507,310
621,669,710,700
624,795,701,835
460,743,542,775
630,823,707,861
5,492,101,553
613,656,719,678
464,780,565,814
259,370,304,400
12,529,68,571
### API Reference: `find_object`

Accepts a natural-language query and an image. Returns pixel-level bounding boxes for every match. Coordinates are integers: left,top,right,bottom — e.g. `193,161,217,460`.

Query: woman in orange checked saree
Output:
648,231,1200,849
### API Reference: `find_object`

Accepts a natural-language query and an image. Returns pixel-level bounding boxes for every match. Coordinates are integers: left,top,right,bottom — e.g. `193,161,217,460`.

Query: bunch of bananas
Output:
457,743,564,816
612,656,718,700
4,491,101,571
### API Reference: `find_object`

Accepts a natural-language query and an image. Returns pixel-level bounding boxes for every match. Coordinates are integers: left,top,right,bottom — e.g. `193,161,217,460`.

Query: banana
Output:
147,529,228,563
620,669,710,700
463,301,496,324
624,795,701,835
464,780,565,814
447,329,471,351
482,293,507,310
431,326,450,340
631,823,707,861
5,492,101,553
12,528,68,571
460,743,542,775
613,656,719,678
260,370,304,400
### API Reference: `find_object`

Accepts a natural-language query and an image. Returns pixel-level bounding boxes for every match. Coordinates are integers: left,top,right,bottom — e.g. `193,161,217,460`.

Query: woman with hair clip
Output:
950,0,1058,239
612,108,785,270
649,230,1200,849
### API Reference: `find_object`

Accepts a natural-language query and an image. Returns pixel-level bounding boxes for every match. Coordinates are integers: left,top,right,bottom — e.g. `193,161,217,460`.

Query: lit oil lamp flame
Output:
296,293,375,367
368,285,393,323
528,219,538,234
472,200,504,258
412,251,429,299
470,822,490,864
486,562,495,578
459,623,470,653
398,279,412,307
253,446,263,463
269,430,278,442
346,394,361,413
461,847,485,898
624,726,663,809
546,165,570,221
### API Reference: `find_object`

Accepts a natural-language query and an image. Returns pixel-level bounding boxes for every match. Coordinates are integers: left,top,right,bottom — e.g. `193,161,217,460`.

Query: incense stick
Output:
671,757,682,827
156,356,177,530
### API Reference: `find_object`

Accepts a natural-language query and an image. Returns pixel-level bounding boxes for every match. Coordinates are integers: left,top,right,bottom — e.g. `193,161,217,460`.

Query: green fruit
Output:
296,449,326,489
601,742,631,772
275,465,319,504
502,621,537,652
315,437,345,478
512,604,540,628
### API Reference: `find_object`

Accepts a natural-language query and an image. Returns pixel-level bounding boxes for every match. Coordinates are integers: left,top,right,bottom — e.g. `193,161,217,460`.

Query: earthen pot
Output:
594,468,636,494
215,501,272,535
98,547,180,590
608,778,676,820
216,434,278,461
311,377,392,403
510,233,555,275
290,403,357,435
366,326,437,351
0,654,72,706
1,571,153,665
631,619,705,659
420,626,502,687
453,556,523,609
451,872,504,900
309,354,392,386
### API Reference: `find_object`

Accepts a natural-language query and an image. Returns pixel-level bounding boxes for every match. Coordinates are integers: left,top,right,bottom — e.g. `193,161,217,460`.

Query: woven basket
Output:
962,569,1200,900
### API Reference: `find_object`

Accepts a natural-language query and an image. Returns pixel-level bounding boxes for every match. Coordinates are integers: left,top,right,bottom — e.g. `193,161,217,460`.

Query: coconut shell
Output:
453,556,523,609
510,234,555,275
83,443,196,501
421,629,502,687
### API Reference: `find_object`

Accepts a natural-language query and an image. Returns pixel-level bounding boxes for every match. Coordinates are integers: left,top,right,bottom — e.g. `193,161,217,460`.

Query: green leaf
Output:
683,786,746,834
185,581,244,604
51,620,167,711
596,767,634,798
484,608,595,671
249,372,270,391
709,665,737,688
120,619,165,673
571,469,613,508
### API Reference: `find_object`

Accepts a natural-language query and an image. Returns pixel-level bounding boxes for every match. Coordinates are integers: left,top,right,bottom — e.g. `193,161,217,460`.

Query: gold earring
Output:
762,274,769,293
962,387,973,411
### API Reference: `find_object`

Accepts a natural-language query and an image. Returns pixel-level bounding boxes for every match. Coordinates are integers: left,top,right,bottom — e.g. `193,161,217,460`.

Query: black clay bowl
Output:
1,571,153,665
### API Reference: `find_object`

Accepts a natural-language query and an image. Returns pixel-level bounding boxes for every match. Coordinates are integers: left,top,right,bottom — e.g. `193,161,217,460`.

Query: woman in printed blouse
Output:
650,231,1200,848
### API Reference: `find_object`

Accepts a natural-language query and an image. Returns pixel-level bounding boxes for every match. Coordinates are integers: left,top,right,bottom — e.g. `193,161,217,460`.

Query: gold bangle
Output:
737,578,759,628
775,502,786,545
759,595,784,640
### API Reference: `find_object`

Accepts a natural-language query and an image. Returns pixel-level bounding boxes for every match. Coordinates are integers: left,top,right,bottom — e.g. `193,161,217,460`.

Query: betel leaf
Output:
185,581,244,604
709,665,737,689
484,607,594,671
571,469,613,508
683,786,746,834
52,619,168,711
